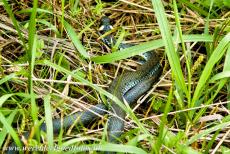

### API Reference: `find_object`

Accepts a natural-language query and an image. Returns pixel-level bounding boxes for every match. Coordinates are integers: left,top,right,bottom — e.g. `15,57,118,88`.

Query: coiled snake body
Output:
6,16,162,154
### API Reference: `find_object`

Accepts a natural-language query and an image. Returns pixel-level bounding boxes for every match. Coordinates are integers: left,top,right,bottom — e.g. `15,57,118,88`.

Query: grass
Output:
0,0,230,153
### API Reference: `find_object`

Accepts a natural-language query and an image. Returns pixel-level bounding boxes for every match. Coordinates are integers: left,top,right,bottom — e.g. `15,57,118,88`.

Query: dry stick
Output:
119,0,153,12
162,144,177,154
14,77,107,87
141,100,230,121
211,129,230,154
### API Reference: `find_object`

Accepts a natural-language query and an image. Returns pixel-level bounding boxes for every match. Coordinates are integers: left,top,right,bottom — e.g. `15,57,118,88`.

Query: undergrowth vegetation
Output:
0,0,230,153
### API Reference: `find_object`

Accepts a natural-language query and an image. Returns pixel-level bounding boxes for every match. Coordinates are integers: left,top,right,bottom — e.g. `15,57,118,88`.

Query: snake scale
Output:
6,16,162,153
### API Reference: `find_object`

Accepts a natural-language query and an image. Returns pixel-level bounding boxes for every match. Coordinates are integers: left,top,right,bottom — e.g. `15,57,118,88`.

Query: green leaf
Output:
0,73,16,85
186,121,230,145
44,95,54,153
210,71,230,82
177,144,201,154
0,112,22,153
151,0,188,98
221,146,230,154
178,0,209,16
0,110,18,147
61,137,100,147
0,94,14,107
63,20,90,59
91,35,213,64
223,0,230,7
17,8,53,15
191,33,230,109
37,19,60,36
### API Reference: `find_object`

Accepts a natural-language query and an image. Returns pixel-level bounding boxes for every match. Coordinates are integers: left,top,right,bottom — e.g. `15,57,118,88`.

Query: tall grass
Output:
0,0,229,153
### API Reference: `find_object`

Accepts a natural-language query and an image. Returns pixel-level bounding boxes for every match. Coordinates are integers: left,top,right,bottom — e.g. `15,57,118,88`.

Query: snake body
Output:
98,16,162,143
107,52,162,143
6,16,162,153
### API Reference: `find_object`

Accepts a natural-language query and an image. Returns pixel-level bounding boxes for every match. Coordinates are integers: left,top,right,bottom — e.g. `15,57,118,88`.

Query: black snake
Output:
6,16,162,154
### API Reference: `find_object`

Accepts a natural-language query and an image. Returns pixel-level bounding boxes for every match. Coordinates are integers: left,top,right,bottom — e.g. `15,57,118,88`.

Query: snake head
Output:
101,16,111,25
99,16,113,32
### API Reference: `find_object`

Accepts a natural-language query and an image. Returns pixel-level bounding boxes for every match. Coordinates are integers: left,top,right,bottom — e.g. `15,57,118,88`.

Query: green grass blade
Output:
91,35,213,63
0,110,18,147
113,28,126,51
27,0,39,128
61,0,65,36
186,121,230,145
154,87,173,152
127,134,150,146
193,40,230,122
2,0,27,49
223,44,230,109
44,94,54,153
191,33,230,109
63,20,90,59
0,93,31,108
151,0,187,96
204,130,221,154
223,45,230,71
30,36,38,122
28,0,38,63
204,0,214,57
0,112,22,153
17,8,53,15
61,137,100,147
210,71,230,82
178,0,209,16
37,19,60,36
0,94,14,107
173,0,192,105
0,73,16,85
